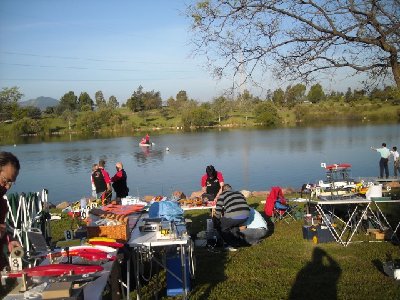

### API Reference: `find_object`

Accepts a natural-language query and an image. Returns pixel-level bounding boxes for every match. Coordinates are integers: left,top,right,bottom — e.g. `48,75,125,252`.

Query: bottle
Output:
80,197,87,210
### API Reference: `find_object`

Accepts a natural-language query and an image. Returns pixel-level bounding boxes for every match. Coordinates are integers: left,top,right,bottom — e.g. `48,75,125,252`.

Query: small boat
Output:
139,142,154,147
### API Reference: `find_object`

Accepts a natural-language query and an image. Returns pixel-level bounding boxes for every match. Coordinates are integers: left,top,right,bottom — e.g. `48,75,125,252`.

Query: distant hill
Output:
20,96,59,111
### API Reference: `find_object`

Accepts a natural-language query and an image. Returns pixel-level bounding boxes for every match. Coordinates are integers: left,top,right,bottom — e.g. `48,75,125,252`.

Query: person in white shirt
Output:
371,143,390,178
91,163,98,198
391,146,400,177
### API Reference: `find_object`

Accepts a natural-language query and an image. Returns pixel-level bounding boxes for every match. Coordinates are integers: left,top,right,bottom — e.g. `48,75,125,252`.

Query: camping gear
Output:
148,200,184,222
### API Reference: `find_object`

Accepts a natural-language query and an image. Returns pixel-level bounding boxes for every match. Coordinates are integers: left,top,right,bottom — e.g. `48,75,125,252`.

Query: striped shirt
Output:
215,190,250,219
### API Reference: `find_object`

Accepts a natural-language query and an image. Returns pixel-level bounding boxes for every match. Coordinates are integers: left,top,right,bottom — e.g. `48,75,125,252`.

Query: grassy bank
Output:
50,197,400,299
2,196,399,299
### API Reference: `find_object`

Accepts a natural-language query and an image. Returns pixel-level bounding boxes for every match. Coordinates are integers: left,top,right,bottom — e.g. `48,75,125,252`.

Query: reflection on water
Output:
2,124,399,204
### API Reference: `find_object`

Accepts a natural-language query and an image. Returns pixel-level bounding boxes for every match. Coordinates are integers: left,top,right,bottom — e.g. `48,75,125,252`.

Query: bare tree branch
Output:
186,0,400,89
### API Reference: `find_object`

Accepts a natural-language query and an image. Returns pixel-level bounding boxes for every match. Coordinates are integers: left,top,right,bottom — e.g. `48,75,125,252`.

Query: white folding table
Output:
127,215,191,300
309,198,400,246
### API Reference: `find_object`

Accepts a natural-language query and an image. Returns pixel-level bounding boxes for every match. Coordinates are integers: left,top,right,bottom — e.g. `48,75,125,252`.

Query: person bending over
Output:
239,208,269,246
213,184,250,251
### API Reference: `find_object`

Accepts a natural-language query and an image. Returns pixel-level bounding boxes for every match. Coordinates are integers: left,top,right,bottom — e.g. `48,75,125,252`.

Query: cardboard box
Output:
42,281,72,299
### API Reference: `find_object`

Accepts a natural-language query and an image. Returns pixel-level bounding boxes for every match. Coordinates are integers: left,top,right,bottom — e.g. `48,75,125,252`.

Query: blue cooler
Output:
166,253,191,296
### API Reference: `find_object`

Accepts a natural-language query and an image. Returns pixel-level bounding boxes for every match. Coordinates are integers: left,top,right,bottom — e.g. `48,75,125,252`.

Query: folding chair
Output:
25,228,52,266
264,186,297,223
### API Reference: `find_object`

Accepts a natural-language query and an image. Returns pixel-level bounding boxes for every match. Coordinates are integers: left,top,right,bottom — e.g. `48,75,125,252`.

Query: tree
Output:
212,96,230,123
0,86,23,121
142,90,162,110
126,86,145,112
176,90,189,103
58,91,78,113
307,83,325,103
108,95,119,109
236,90,255,120
78,92,94,111
181,107,213,128
272,88,285,106
254,101,279,126
187,1,400,88
285,84,306,107
95,91,107,109
25,106,42,119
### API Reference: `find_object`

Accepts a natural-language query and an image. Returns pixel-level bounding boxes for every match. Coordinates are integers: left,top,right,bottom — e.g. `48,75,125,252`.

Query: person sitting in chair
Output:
213,184,250,251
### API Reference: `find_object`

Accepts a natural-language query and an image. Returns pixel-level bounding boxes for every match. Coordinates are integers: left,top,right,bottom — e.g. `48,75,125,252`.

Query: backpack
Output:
148,200,184,222
264,186,287,217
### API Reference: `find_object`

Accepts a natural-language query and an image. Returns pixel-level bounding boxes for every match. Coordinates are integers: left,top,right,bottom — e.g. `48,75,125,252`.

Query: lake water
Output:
1,124,399,204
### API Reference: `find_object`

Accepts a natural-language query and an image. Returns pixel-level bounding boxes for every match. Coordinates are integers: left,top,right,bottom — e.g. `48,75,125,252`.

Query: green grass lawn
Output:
2,197,399,300
134,197,400,299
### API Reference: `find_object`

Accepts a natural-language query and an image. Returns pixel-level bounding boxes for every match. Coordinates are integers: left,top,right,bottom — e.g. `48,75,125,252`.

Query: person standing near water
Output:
390,146,400,177
371,143,390,178
111,162,129,203
92,159,112,204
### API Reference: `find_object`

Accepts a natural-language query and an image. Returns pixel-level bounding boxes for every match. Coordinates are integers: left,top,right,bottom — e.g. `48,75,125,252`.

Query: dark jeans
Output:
240,228,268,245
213,216,248,247
379,157,389,178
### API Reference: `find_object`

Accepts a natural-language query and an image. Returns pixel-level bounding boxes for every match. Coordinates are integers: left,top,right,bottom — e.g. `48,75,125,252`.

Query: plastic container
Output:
366,184,382,200
206,219,213,231
80,197,87,209
304,214,312,226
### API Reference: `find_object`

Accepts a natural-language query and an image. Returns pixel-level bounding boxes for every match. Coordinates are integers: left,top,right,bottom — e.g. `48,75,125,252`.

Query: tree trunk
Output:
390,53,400,88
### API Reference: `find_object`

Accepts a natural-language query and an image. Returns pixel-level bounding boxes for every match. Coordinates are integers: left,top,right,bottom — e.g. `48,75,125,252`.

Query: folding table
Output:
127,214,192,300
309,198,400,246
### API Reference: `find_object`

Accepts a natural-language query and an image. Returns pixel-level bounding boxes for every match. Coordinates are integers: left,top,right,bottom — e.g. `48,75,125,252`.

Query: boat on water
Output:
139,133,153,146
139,142,154,147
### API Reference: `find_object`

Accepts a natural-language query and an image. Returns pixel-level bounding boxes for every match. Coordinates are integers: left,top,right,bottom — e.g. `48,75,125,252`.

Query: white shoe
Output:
224,246,238,252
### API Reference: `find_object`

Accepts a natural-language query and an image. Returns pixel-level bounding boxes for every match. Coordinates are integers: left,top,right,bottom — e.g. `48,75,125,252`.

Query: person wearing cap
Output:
92,159,112,204
201,165,224,202
0,152,22,274
111,162,129,203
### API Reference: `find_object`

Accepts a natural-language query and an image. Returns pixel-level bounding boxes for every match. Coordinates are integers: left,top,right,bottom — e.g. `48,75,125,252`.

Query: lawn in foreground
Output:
172,201,400,300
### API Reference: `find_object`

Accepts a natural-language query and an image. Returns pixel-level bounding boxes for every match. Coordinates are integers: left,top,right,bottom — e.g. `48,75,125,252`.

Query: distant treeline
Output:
0,84,399,138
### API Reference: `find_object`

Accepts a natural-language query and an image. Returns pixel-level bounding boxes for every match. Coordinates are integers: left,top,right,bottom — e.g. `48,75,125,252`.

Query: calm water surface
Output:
1,124,399,204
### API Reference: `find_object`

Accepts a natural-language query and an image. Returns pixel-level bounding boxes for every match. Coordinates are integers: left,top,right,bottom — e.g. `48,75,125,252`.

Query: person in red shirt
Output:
92,159,112,205
201,165,224,202
0,152,21,273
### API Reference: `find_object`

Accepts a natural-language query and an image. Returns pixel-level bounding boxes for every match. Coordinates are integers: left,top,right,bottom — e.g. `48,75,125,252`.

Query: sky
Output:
0,0,235,103
0,0,375,104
